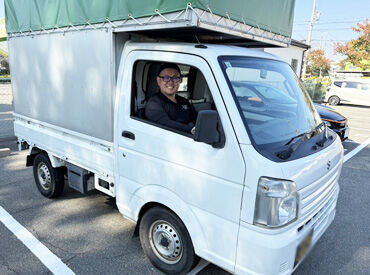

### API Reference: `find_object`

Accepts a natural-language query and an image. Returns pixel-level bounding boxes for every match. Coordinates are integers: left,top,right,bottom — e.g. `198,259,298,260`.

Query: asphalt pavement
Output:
0,104,369,275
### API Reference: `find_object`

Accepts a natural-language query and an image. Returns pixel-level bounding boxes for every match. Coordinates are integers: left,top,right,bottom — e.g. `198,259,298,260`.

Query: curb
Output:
0,148,11,158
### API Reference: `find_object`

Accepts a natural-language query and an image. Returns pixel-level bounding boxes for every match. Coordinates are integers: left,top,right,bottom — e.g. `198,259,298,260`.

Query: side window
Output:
361,83,370,91
343,82,359,89
333,81,343,88
130,60,217,136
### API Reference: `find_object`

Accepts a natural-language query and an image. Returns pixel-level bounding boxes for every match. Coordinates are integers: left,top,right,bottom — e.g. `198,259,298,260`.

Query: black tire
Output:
328,96,340,106
139,207,199,274
33,153,65,198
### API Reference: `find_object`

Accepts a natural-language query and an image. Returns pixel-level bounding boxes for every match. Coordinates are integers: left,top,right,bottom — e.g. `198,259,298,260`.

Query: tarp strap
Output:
86,21,97,30
155,9,172,22
128,14,143,25
207,7,216,24
106,18,117,28
69,23,79,31
186,3,200,19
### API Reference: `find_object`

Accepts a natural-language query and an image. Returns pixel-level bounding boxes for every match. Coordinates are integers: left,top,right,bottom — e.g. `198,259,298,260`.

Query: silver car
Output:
326,80,370,106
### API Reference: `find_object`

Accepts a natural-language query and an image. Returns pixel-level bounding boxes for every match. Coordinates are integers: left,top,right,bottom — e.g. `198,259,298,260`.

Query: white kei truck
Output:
6,0,343,274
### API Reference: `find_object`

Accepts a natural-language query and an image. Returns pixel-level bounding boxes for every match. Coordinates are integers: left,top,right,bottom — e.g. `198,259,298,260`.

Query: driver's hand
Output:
191,126,196,135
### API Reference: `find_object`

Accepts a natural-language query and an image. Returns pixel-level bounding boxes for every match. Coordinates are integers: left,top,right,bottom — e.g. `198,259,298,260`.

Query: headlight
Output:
254,177,298,228
324,121,332,127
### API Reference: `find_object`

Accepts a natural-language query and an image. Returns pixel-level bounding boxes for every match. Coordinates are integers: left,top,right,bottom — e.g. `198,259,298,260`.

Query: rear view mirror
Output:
193,110,225,148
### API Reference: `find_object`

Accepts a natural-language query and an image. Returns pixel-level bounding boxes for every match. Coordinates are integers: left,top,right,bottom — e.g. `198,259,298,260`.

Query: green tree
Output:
306,49,331,76
334,19,369,70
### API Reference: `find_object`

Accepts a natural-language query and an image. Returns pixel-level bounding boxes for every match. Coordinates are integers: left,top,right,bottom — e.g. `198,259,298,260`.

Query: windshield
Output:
219,56,322,149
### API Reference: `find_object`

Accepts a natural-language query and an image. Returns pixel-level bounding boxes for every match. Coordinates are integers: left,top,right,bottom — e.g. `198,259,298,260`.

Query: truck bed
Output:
14,114,114,180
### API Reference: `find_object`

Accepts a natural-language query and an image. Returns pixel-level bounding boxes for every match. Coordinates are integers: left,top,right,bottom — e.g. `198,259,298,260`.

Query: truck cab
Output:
113,42,343,274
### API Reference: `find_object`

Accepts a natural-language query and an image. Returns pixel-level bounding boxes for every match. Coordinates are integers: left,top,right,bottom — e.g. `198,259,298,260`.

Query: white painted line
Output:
343,140,357,144
0,206,75,275
187,259,210,275
0,148,11,158
344,138,370,163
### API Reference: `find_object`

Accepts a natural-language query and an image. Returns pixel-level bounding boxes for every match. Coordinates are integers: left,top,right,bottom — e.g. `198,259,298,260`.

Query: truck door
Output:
115,49,245,271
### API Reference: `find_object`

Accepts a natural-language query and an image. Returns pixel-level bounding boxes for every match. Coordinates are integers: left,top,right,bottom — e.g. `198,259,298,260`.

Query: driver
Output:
145,63,197,134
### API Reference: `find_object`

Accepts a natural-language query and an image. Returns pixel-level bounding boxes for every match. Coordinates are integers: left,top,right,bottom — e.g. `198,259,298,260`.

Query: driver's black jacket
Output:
145,92,197,133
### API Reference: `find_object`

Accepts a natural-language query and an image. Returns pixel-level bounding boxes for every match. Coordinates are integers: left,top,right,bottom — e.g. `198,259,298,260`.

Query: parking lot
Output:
0,103,369,275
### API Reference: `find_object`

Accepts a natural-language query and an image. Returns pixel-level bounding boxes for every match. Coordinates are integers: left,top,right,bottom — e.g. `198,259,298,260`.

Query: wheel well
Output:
133,202,176,237
26,147,47,167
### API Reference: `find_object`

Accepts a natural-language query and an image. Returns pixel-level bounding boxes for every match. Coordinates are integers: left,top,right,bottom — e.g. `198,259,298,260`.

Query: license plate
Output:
294,230,313,267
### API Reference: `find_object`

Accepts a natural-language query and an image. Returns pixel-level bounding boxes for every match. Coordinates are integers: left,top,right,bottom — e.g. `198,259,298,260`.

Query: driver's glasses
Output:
158,75,182,83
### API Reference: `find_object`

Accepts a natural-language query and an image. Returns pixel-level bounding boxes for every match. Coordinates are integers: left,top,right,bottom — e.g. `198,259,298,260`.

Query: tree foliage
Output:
306,49,331,76
334,19,370,70
0,56,9,75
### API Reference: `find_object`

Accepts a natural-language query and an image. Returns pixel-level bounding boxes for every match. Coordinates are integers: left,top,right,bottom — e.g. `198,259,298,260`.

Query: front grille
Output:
298,161,341,218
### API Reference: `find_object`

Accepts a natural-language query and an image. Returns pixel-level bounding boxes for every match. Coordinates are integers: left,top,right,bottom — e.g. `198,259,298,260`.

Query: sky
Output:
0,0,368,61
293,0,369,61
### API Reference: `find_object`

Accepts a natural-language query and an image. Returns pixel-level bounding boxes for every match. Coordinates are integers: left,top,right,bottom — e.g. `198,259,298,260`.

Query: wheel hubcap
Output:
149,220,183,264
330,97,339,105
37,162,51,190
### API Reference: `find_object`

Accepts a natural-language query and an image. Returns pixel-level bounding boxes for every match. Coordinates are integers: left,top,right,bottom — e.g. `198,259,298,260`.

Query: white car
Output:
326,79,370,106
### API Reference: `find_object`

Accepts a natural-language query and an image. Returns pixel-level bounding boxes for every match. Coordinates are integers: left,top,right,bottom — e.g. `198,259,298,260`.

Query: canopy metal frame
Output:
8,4,291,47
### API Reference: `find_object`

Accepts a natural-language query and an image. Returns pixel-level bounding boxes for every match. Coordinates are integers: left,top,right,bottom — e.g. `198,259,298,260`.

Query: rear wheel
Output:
328,96,340,105
139,207,199,274
33,153,65,198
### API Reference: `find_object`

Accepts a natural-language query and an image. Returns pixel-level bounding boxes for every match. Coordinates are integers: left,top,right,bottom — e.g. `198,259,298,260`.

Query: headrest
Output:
192,70,211,101
145,63,161,100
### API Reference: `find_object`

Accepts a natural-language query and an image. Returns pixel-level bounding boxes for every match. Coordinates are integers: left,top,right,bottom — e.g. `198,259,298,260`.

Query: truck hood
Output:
279,136,343,219
238,137,343,223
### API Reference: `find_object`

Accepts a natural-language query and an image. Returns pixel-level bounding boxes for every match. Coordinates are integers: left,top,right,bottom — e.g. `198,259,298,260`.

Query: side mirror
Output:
193,110,224,148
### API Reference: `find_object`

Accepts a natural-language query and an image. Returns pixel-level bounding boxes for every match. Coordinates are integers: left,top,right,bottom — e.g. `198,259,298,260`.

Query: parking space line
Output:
344,138,370,163
0,206,75,275
343,140,357,144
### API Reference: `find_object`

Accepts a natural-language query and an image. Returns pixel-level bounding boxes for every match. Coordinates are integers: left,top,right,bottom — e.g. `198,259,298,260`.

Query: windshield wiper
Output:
316,122,328,147
276,122,326,160
285,132,307,146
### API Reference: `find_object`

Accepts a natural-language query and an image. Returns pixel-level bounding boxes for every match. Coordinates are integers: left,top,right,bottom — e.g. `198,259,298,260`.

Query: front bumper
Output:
235,186,339,275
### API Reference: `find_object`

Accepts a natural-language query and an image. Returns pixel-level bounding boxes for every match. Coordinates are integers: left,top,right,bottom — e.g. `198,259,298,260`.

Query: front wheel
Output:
328,96,340,105
33,153,65,198
139,207,199,274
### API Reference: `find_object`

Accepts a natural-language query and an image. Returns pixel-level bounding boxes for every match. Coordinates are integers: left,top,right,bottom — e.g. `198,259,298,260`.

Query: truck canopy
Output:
5,0,295,47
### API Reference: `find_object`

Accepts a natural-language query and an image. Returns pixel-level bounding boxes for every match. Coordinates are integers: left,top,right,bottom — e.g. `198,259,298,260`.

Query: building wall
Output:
264,45,306,78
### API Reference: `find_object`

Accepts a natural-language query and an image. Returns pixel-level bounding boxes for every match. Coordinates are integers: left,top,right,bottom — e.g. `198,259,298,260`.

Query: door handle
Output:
122,131,135,140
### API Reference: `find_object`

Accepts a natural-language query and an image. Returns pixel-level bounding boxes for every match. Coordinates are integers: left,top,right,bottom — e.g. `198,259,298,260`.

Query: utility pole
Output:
301,0,319,79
